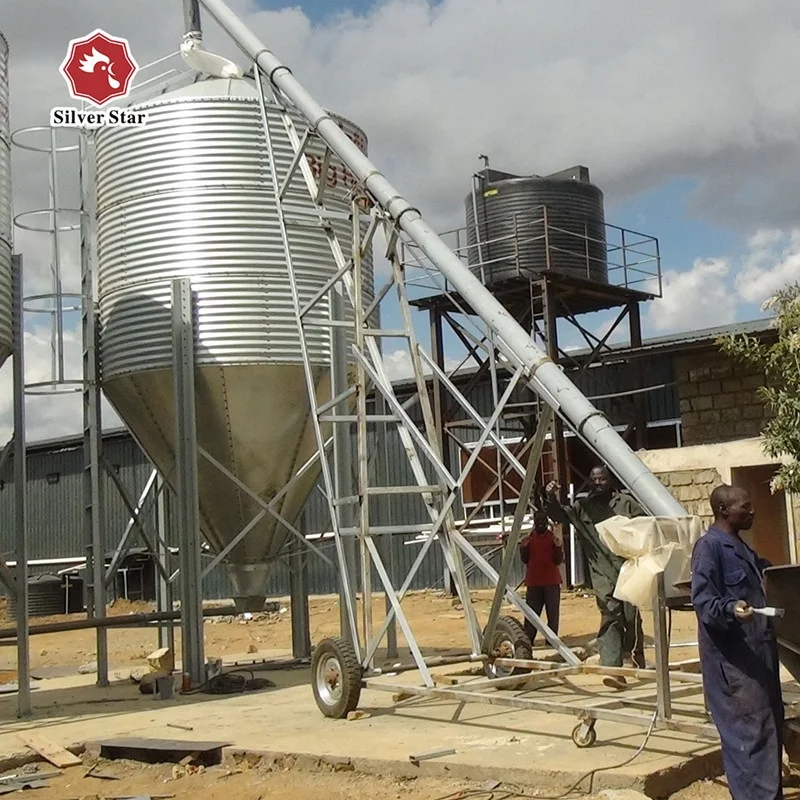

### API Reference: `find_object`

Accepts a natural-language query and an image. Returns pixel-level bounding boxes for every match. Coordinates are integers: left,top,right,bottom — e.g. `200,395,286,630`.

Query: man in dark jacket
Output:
691,484,784,800
518,511,564,646
544,465,645,689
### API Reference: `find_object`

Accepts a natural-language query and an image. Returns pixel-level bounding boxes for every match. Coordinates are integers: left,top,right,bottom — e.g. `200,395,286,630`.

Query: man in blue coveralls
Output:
691,484,784,800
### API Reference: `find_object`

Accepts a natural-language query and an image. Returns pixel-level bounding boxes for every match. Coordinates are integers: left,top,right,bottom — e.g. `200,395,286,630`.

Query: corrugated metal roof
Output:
606,318,776,359
388,318,774,392
23,427,131,453
21,318,760,453
642,318,773,346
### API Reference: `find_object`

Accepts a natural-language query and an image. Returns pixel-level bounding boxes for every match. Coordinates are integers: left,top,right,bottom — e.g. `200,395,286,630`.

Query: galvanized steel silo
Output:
0,31,14,367
94,76,373,610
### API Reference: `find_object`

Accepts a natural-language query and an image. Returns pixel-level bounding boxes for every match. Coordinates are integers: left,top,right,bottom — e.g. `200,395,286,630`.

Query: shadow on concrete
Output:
0,666,313,734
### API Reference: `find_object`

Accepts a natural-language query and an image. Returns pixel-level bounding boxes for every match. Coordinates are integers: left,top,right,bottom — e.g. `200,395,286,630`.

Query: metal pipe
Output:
365,652,485,677
12,256,31,717
155,474,175,654
80,132,109,688
183,0,202,38
330,288,358,646
49,128,65,383
289,548,311,659
224,656,308,671
196,0,685,517
0,606,239,640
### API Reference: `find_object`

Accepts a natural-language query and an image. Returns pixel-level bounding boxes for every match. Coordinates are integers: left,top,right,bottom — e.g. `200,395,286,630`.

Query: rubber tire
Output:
311,636,363,719
484,615,533,679
571,723,597,748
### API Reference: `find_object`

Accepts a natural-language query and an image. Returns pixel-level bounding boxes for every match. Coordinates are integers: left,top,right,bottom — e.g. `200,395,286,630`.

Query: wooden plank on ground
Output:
18,732,82,768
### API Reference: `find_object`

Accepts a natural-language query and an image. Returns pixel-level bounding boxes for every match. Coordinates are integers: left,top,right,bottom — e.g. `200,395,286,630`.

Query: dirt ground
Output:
671,778,800,800
6,756,799,800
0,588,701,674
0,755,469,800
4,589,786,798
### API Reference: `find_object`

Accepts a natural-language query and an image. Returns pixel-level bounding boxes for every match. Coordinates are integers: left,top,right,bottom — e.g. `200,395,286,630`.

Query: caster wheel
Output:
571,722,597,748
311,636,362,719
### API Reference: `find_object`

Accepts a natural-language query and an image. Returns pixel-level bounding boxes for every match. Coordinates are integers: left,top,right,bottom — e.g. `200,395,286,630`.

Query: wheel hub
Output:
316,655,343,705
497,637,515,658
488,636,516,678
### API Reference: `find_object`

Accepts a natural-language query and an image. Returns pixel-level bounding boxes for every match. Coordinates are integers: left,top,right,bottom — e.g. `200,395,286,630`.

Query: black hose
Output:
180,669,275,696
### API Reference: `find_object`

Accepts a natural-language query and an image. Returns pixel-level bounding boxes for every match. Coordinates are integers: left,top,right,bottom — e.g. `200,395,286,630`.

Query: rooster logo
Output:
60,29,139,107
78,47,121,90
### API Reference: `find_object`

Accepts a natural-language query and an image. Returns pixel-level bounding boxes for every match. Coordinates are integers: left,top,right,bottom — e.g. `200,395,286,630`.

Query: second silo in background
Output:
0,31,14,368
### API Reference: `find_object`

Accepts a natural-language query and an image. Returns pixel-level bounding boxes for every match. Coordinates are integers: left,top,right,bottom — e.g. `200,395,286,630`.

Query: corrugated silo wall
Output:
0,357,678,602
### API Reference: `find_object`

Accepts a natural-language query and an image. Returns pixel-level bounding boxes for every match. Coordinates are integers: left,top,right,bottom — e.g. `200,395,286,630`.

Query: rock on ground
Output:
596,790,652,800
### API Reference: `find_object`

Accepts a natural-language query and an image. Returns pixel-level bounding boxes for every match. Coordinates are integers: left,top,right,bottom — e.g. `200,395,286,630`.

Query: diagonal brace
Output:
482,405,554,652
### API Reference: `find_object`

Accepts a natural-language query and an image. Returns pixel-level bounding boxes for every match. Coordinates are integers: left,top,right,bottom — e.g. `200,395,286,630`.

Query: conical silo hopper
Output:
94,75,373,611
0,31,14,369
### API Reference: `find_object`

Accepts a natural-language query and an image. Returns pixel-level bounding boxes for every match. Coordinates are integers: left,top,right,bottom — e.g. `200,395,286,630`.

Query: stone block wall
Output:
655,467,722,525
676,350,767,446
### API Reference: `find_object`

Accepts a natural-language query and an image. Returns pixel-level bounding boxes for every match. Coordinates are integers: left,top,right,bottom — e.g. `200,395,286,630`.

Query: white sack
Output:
596,515,703,559
593,515,704,609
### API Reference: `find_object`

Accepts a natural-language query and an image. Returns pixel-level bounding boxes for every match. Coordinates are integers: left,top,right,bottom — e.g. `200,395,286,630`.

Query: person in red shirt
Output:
518,510,564,645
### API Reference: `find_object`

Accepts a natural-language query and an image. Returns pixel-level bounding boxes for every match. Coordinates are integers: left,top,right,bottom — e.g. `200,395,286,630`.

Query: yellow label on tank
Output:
483,189,498,197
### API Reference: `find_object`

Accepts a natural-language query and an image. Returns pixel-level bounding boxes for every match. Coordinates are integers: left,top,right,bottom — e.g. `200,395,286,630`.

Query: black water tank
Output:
464,165,608,284
7,574,66,618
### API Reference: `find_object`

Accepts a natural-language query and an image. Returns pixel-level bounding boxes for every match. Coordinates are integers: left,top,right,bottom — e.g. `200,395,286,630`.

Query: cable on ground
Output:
429,707,659,800
181,669,276,695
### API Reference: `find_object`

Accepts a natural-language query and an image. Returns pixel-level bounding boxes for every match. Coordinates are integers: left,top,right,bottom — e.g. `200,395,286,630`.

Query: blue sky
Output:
609,179,737,281
243,0,796,357
255,0,391,19
4,0,800,436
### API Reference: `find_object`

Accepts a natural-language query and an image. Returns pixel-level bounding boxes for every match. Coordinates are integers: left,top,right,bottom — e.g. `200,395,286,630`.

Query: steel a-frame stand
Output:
194,0,712,749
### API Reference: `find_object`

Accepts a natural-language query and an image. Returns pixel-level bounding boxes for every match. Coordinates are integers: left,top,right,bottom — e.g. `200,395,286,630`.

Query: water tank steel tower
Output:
0,31,14,367
465,165,608,285
94,76,373,611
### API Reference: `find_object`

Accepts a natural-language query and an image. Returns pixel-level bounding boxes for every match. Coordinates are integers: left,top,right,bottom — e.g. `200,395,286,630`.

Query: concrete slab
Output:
0,667,722,799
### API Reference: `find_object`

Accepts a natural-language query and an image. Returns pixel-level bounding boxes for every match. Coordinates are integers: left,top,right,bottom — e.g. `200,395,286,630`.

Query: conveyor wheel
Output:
483,615,533,681
311,636,362,718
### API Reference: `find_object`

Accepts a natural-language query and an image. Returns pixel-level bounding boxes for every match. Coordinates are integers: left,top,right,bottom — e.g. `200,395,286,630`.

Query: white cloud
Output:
736,228,800,304
295,0,800,232
382,347,463,382
646,257,734,332
642,228,800,335
382,348,417,382
5,0,800,438
0,323,123,443
8,1,800,230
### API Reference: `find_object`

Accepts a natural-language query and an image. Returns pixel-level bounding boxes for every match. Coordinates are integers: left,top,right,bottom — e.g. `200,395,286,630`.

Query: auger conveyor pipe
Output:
197,0,686,518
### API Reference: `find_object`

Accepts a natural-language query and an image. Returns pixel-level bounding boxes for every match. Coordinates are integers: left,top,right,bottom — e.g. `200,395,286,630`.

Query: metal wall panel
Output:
0,348,677,602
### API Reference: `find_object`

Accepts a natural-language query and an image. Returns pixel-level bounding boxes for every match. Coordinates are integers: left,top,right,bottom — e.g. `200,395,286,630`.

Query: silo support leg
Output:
290,549,311,660
172,279,205,689
156,476,175,655
12,257,31,717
